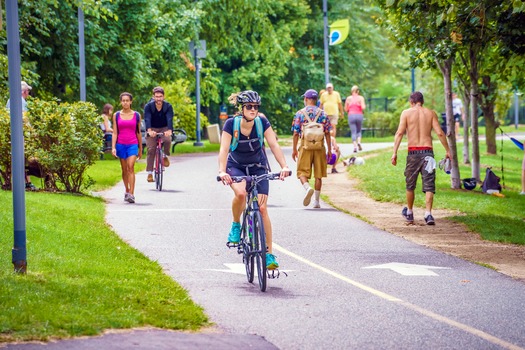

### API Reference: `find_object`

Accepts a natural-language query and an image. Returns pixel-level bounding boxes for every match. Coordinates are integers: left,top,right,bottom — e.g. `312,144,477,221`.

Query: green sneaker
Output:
228,222,241,244
266,253,279,270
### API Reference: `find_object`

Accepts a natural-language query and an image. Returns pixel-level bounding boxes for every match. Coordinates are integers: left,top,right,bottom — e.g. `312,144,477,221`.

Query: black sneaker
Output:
425,214,435,225
402,207,414,223
25,182,37,191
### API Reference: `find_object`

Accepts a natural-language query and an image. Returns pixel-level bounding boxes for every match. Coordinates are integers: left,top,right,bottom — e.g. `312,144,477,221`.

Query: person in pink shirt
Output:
111,92,143,203
345,85,366,153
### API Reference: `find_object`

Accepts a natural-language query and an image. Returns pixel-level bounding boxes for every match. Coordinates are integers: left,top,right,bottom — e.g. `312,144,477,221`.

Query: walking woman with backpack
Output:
218,90,290,270
111,92,142,203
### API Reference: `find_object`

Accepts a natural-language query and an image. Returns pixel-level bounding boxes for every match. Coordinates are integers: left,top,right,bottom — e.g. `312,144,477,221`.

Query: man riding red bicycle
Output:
144,86,174,183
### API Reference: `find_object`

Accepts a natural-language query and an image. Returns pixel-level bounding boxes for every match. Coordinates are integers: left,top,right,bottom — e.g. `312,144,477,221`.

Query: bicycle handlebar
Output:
216,171,292,183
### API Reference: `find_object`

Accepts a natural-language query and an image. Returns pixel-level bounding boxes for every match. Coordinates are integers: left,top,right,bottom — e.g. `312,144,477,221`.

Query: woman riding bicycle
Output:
218,90,290,270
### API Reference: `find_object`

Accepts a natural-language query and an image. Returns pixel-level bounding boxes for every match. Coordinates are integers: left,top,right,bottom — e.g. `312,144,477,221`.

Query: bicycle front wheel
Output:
155,147,164,191
252,211,267,292
243,212,255,283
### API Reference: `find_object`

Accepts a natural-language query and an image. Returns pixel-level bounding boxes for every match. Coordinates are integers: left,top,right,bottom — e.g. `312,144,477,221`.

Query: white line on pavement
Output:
273,243,524,350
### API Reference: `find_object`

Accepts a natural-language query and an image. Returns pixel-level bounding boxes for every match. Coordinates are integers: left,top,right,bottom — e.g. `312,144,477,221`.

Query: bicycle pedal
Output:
226,241,239,249
267,269,287,279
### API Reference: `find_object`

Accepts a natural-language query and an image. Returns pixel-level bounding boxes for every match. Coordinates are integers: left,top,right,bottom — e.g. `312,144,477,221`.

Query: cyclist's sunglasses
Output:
244,104,259,110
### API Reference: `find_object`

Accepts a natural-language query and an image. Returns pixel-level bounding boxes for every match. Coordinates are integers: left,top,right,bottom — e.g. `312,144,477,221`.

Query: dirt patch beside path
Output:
323,169,525,282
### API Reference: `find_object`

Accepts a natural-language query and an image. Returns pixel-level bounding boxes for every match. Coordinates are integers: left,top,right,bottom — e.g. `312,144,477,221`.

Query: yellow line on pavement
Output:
273,243,524,350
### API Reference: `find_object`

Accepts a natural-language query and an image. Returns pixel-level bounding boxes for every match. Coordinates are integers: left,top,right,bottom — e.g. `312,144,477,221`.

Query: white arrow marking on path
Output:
363,262,451,276
207,263,293,276
208,263,247,275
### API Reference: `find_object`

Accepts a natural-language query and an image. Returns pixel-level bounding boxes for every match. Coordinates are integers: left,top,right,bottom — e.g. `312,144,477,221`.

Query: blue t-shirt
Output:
223,115,271,167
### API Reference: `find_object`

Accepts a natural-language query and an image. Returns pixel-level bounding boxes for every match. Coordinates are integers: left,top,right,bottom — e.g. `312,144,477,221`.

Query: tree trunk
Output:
461,88,470,164
438,58,461,189
469,47,481,182
480,75,497,155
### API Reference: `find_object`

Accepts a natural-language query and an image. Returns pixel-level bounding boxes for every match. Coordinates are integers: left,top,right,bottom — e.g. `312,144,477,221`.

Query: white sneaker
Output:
520,191,525,195
313,200,321,208
303,187,314,206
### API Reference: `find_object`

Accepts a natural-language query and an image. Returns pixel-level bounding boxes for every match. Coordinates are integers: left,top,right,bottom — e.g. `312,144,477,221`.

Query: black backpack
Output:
481,168,502,193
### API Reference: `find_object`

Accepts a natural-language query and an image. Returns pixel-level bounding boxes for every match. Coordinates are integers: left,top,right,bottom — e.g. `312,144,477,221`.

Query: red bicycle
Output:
153,129,187,191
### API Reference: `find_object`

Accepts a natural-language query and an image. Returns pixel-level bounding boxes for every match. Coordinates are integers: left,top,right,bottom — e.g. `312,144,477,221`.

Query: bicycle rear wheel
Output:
252,211,267,292
243,212,254,283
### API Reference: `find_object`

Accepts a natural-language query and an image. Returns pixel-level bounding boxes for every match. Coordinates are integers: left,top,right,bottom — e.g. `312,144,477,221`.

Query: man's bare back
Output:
391,96,449,167
403,105,437,148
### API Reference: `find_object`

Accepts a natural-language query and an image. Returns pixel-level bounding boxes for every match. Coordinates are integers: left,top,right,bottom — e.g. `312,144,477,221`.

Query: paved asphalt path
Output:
107,144,525,349
7,142,525,350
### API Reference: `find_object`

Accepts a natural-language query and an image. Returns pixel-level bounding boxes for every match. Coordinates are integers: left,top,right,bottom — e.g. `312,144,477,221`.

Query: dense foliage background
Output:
1,0,523,138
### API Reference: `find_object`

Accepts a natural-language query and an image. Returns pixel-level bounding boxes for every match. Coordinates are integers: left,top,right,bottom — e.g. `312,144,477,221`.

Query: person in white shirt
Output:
5,81,36,190
452,93,464,137
6,81,32,113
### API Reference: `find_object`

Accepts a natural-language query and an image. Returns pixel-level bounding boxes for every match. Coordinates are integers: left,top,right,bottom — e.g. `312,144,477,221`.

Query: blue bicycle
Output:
218,171,290,292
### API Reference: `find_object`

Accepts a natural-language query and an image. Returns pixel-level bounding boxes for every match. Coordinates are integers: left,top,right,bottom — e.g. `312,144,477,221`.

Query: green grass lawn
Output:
0,159,208,342
346,139,525,244
172,140,220,154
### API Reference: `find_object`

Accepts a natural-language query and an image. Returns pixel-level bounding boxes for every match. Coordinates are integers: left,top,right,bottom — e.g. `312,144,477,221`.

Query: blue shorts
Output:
116,143,139,159
227,165,269,195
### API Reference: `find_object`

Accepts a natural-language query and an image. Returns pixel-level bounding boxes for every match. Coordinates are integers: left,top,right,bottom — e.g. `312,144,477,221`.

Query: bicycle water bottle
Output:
248,215,253,239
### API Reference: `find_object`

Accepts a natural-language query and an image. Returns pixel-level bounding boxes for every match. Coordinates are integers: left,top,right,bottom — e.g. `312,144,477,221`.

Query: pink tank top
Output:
116,111,139,145
347,96,363,114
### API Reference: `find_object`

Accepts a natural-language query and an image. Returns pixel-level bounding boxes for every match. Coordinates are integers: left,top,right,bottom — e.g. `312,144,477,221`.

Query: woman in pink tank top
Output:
344,85,366,153
111,92,143,203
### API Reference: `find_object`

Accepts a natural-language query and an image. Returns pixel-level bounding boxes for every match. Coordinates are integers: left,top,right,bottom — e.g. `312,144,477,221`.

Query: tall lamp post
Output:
411,68,415,92
78,5,86,101
515,89,522,130
6,0,27,273
323,0,330,84
191,40,205,147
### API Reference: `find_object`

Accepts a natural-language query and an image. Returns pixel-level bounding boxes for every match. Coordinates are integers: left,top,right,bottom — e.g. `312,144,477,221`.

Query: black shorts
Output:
404,150,435,193
227,164,269,195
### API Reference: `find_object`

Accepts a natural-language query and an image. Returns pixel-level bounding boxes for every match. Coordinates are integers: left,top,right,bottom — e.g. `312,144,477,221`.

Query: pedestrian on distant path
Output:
112,92,142,203
452,93,465,137
391,91,450,225
6,81,37,190
100,103,114,150
218,90,290,270
320,83,343,136
345,85,366,153
292,89,332,209
6,80,31,113
144,86,174,183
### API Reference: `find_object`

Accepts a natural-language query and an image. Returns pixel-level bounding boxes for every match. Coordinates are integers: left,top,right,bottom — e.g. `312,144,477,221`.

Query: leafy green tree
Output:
192,0,311,134
451,1,524,177
162,79,209,140
375,0,463,188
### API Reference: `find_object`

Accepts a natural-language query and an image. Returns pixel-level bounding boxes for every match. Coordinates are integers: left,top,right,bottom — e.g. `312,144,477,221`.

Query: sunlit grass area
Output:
346,139,525,244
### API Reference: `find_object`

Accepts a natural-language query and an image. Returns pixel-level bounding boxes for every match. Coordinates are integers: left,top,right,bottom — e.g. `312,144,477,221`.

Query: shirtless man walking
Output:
391,91,451,225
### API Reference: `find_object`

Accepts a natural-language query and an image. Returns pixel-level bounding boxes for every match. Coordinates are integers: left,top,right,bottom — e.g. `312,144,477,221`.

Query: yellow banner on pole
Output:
329,19,350,46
